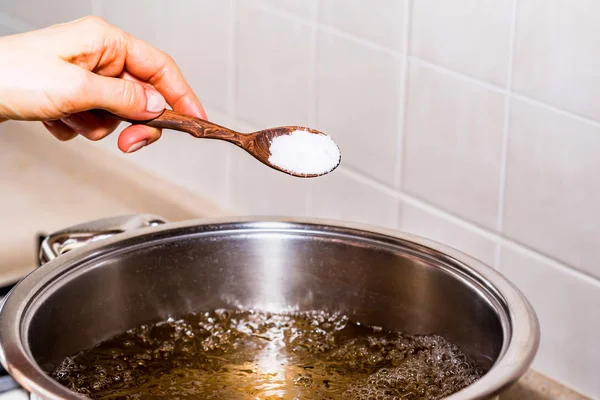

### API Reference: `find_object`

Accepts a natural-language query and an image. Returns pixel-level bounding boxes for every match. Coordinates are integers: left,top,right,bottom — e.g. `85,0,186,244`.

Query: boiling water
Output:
51,310,484,399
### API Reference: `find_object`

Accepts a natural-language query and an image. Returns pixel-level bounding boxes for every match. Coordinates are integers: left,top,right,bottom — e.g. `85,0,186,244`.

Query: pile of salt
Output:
268,130,341,175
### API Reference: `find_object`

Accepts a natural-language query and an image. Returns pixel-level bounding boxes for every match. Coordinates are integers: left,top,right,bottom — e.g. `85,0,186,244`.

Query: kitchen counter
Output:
0,121,224,283
0,121,589,400
501,370,590,399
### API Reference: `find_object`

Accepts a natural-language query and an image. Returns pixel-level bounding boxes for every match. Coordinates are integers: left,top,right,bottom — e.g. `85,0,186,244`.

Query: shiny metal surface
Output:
0,216,539,399
38,214,166,264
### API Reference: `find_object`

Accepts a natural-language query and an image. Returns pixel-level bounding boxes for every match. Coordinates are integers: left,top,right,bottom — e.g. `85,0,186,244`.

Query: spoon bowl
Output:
247,125,339,177
127,110,340,178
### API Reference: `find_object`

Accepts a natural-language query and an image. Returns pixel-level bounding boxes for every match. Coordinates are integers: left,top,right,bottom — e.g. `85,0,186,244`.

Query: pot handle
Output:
39,214,167,265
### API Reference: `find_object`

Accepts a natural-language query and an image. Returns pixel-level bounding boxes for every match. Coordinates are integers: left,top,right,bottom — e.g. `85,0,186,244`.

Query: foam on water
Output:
51,310,483,399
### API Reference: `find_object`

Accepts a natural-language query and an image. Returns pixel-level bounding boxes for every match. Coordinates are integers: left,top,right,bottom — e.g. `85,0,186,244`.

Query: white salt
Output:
268,129,341,175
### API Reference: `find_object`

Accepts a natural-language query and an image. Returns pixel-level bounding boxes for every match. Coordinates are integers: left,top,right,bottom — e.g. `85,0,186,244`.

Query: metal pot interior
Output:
1,220,537,399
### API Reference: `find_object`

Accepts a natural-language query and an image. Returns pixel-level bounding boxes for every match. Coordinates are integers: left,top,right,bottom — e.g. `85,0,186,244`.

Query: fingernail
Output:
126,140,147,153
145,89,166,113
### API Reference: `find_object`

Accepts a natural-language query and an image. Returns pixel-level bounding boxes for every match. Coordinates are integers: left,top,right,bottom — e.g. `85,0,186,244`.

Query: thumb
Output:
85,74,166,120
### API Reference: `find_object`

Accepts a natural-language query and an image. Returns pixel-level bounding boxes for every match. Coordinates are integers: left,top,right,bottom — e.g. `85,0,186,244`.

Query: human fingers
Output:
42,120,78,141
117,124,162,153
110,72,163,152
60,111,120,141
79,71,167,121
119,35,206,119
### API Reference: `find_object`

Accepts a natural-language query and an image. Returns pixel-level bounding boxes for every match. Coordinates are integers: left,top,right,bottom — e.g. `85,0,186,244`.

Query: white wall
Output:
1,1,599,397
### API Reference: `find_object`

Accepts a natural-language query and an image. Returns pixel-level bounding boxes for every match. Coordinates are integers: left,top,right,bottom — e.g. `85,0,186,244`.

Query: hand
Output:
0,16,206,153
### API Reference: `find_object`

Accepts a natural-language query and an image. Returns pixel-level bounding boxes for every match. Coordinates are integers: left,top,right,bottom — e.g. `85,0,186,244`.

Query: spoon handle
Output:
131,109,248,147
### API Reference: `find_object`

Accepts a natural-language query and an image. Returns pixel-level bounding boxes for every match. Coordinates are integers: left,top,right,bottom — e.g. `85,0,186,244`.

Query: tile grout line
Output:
394,0,412,193
126,0,600,289
242,0,312,26
494,0,520,268
501,241,600,289
409,56,506,94
305,2,320,216
511,92,600,128
243,1,402,59
246,0,600,131
317,24,401,59
337,165,600,287
203,0,600,289
410,55,600,131
225,0,238,211
340,165,509,238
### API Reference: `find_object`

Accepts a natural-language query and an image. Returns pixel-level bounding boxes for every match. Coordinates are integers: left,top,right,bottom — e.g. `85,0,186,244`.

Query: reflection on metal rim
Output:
0,216,539,400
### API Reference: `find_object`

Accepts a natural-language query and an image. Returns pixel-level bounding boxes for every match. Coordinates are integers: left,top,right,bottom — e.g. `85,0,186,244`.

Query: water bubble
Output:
51,310,483,399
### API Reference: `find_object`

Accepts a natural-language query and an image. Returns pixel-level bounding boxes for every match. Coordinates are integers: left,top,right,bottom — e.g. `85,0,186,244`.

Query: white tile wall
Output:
0,23,16,37
411,0,514,87
403,60,505,229
97,105,232,207
231,150,312,216
399,202,498,266
310,169,399,228
503,99,600,278
156,0,231,110
230,121,312,216
0,13,33,35
498,246,600,398
315,30,402,185
101,0,162,44
0,0,93,28
319,0,407,52
236,2,312,128
2,1,600,396
513,0,600,121
254,0,316,18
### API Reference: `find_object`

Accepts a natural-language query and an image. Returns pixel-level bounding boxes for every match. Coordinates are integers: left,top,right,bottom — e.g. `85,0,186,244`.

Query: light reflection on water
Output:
51,309,483,399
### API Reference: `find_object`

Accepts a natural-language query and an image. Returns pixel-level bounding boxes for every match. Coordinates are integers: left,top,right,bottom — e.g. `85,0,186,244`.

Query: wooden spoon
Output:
125,109,340,178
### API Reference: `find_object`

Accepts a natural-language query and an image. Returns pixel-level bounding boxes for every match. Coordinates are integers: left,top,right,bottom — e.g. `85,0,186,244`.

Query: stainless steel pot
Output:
0,215,539,399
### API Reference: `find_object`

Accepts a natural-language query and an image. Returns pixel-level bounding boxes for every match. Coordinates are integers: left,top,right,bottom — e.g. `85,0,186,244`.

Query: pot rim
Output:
0,216,540,399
